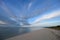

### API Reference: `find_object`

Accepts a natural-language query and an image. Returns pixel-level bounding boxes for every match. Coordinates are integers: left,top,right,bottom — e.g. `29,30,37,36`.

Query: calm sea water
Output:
0,26,44,40
29,27,44,31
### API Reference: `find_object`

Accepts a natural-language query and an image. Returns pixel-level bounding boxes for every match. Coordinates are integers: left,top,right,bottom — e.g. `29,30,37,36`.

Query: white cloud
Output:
32,10,60,24
21,20,60,27
0,21,7,24
30,20,60,27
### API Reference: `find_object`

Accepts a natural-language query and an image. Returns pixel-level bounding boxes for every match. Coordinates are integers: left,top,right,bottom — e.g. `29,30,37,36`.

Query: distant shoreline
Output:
45,25,60,30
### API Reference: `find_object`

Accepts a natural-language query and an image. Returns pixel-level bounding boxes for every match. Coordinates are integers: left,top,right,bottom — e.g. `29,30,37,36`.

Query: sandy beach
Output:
5,28,60,40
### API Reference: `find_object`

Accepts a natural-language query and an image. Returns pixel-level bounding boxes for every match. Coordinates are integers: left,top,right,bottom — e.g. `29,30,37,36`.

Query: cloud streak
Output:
32,10,60,24
0,1,18,21
0,2,12,16
28,2,32,10
0,21,7,24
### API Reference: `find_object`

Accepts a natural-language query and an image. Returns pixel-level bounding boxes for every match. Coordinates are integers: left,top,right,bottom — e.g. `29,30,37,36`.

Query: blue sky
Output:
0,0,60,26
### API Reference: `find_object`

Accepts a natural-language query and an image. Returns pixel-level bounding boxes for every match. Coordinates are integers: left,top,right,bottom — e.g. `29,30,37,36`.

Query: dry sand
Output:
5,28,59,40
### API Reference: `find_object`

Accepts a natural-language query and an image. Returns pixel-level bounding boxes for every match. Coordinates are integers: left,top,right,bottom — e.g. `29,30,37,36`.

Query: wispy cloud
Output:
0,2,12,16
0,1,17,21
0,21,7,24
30,21,60,27
32,10,60,24
28,2,32,10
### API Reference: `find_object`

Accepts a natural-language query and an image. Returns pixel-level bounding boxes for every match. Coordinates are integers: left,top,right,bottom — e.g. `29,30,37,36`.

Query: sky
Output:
0,0,60,27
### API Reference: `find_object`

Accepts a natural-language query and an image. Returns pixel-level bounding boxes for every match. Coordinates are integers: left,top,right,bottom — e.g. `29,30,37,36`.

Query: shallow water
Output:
0,26,44,40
